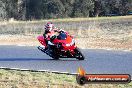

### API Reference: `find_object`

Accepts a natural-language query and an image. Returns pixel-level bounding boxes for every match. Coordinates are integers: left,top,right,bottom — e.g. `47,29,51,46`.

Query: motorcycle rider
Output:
37,22,85,60
43,22,65,44
42,22,65,56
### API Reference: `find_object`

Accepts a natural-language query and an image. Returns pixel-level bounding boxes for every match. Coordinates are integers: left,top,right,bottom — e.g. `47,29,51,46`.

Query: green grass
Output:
0,69,76,88
0,15,131,36
36,15,132,23
1,15,131,24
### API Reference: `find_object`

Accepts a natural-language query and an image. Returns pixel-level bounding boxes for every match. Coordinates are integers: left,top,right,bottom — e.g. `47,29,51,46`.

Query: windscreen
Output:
57,32,67,40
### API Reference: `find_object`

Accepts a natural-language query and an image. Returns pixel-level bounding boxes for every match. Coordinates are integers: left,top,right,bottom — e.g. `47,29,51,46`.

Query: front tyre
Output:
74,48,85,60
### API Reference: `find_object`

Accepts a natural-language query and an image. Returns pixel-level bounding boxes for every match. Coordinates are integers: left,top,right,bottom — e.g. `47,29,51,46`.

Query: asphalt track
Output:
0,45,132,76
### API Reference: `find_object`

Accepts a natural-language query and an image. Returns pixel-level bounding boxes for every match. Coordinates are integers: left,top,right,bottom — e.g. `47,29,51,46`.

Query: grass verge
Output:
0,15,132,24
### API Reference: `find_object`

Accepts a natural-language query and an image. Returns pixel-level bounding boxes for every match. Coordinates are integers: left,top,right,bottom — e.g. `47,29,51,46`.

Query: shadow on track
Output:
0,58,82,61
0,58,51,61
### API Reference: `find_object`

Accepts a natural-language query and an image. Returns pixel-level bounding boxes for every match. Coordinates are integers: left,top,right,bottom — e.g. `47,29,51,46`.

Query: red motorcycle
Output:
37,31,85,60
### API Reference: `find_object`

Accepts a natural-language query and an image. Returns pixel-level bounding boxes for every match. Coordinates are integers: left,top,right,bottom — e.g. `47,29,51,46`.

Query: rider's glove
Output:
50,35,56,41
43,33,48,39
59,29,65,33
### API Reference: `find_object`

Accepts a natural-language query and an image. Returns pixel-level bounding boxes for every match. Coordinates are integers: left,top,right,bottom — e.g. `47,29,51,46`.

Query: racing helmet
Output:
45,22,54,32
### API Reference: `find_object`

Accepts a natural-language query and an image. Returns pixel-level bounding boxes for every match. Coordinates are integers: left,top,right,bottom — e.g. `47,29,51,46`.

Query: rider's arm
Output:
54,28,66,34
43,30,49,39
43,33,46,38
43,30,47,38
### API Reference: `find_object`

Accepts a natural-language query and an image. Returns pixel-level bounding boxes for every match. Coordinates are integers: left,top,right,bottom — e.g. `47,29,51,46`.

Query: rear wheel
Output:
52,55,59,60
52,48,59,60
74,48,85,60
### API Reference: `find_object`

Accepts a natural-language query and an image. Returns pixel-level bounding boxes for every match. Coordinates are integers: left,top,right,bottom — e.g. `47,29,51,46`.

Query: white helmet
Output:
45,22,54,32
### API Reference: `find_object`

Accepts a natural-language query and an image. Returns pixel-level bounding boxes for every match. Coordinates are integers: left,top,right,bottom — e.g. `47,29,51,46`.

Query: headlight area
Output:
66,39,75,46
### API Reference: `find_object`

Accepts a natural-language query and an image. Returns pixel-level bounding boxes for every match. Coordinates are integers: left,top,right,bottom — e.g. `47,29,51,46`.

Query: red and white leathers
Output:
44,28,64,40
43,22,68,47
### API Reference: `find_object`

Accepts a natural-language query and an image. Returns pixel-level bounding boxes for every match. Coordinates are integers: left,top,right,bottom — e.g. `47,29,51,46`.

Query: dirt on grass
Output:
0,35,132,51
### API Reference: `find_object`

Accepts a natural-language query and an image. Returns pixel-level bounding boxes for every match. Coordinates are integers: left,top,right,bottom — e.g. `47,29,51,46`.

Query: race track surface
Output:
0,45,132,75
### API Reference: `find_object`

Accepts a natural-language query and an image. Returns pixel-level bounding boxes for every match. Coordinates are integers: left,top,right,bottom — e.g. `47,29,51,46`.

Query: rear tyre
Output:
52,55,59,60
52,49,59,60
74,48,85,60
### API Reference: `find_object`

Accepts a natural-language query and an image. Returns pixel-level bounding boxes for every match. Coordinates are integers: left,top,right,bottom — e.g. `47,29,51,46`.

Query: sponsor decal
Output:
76,67,131,85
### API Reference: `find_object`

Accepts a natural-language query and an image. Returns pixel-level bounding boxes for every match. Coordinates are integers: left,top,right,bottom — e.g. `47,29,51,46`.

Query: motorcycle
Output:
37,31,85,60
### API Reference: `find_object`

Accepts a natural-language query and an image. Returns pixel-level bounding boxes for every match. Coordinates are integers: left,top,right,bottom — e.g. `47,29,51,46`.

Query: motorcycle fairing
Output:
37,35,47,47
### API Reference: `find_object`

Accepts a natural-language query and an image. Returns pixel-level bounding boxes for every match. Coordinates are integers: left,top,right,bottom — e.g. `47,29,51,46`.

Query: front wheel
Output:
74,48,85,60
